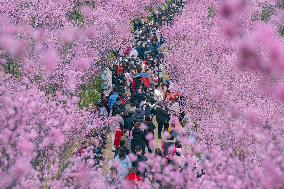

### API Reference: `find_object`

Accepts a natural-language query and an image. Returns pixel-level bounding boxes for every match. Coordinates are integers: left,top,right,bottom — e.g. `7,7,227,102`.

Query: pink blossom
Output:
59,27,78,43
71,57,92,72
12,159,32,178
49,128,65,146
0,58,6,65
17,139,35,155
146,133,154,141
140,122,148,131
128,153,137,162
40,49,59,73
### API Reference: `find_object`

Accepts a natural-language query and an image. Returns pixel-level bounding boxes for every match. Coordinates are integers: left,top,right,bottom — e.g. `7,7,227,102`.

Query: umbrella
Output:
135,73,149,78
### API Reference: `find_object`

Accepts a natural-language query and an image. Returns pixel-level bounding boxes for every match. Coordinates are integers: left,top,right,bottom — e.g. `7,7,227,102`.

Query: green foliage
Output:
278,25,284,37
67,0,97,26
67,9,84,26
79,77,102,108
146,15,153,22
163,3,169,10
260,4,275,22
34,75,43,83
2,57,21,78
106,51,117,62
46,84,57,96
208,7,215,19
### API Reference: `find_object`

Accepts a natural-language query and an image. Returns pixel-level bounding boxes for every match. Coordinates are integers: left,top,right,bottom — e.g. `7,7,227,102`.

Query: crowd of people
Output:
104,1,189,188
76,1,197,188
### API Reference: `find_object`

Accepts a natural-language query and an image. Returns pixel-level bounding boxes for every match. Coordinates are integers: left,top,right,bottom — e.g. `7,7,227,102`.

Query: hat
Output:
156,101,163,106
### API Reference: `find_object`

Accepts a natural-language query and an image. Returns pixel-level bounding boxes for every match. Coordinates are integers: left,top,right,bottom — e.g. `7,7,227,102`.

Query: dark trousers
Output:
157,121,165,138
146,132,153,153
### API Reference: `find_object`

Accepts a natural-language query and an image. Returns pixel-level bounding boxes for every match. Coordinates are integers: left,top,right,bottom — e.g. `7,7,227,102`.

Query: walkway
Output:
101,0,186,175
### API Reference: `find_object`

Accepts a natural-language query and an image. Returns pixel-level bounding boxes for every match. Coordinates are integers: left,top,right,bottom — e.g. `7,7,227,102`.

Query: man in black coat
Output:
124,111,135,130
153,103,168,139
131,122,146,155
133,108,145,123
133,88,145,107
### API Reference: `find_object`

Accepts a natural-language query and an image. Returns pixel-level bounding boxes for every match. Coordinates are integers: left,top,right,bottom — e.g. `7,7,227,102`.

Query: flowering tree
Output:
161,0,284,188
1,0,283,188
0,0,165,188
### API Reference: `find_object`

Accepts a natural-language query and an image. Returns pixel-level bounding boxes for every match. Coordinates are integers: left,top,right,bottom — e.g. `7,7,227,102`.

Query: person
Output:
131,122,146,154
101,68,113,95
114,147,132,179
117,64,124,75
153,74,159,85
120,138,130,155
124,46,132,57
101,93,110,114
92,140,104,166
133,88,145,107
106,167,121,189
119,94,127,106
144,118,155,153
133,108,145,123
112,98,122,116
108,91,119,111
162,132,176,161
142,101,153,120
113,123,123,157
76,141,88,157
98,103,109,118
132,145,147,177
154,148,163,157
124,111,134,130
174,142,186,169
153,103,168,139
193,153,206,178
125,168,142,189
169,112,184,141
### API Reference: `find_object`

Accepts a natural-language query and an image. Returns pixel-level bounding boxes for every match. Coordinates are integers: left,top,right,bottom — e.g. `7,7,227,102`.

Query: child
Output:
106,167,121,189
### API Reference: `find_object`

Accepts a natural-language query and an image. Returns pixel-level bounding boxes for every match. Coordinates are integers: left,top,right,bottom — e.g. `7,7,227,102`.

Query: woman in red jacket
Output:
113,123,123,157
